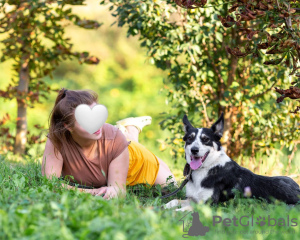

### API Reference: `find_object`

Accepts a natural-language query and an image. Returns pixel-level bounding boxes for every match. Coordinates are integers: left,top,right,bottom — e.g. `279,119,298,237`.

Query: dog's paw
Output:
164,199,180,209
175,205,193,212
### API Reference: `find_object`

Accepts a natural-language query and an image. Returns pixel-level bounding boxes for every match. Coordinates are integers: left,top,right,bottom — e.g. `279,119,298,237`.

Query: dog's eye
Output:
187,135,194,140
201,136,209,142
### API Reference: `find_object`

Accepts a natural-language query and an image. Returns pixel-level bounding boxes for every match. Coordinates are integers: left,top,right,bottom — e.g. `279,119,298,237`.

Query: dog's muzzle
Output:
190,151,209,170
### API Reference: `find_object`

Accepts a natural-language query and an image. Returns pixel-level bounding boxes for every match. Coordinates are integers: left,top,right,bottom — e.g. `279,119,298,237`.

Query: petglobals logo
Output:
179,211,210,238
178,212,298,238
213,215,298,227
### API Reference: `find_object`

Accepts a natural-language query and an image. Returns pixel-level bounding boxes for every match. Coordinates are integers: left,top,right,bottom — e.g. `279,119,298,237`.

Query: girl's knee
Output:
154,164,177,186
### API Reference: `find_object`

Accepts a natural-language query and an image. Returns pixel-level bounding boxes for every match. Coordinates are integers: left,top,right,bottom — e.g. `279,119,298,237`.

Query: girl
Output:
42,88,177,199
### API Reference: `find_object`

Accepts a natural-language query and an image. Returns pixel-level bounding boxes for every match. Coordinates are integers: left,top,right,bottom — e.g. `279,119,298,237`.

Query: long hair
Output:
48,88,98,158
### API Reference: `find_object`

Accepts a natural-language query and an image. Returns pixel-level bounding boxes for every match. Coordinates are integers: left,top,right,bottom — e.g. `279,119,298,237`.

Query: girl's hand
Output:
96,186,124,200
83,188,101,196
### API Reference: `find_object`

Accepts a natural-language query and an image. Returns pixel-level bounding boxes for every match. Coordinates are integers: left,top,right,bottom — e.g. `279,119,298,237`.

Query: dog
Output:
165,113,300,211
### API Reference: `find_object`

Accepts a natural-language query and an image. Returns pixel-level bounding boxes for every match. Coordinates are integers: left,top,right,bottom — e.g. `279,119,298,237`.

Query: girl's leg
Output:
116,117,177,186
154,156,178,187
124,127,178,187
123,126,139,142
116,116,151,143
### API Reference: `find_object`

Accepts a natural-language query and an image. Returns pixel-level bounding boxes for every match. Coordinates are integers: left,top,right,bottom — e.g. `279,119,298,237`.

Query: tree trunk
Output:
221,109,232,153
219,28,239,157
221,58,238,156
14,60,29,155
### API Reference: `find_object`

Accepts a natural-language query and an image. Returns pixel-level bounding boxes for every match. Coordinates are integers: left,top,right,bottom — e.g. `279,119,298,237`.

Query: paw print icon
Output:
256,216,266,226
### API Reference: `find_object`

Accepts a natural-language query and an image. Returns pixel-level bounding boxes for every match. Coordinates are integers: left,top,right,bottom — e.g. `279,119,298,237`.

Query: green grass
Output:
1,155,300,240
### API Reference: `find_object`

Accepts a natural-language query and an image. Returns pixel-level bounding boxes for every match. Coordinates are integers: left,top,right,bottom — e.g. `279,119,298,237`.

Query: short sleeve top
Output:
60,123,130,187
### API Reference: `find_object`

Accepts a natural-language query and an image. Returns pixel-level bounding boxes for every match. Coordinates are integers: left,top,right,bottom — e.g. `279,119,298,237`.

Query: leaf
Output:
84,56,100,65
218,15,235,28
257,42,269,50
230,82,239,88
215,32,223,42
263,57,284,65
226,47,250,57
149,57,155,64
265,43,284,54
219,100,227,106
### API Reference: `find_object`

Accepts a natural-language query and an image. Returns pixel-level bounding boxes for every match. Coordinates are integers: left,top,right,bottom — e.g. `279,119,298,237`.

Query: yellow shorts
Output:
126,139,160,186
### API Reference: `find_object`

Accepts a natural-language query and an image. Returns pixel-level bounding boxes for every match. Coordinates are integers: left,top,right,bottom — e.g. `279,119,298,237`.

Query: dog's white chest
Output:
186,168,214,203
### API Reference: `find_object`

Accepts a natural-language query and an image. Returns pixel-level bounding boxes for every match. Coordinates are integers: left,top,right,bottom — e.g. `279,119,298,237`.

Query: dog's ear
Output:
183,114,194,133
211,112,224,139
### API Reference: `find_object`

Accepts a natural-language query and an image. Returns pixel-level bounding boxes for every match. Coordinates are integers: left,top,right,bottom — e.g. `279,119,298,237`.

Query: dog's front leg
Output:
164,198,192,211
176,201,193,212
164,199,182,209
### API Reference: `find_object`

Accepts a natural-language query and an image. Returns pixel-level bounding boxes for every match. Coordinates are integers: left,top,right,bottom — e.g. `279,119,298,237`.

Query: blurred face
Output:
69,102,103,141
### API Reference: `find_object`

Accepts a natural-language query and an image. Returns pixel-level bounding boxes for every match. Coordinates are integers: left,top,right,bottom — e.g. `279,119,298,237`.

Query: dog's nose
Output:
191,147,199,155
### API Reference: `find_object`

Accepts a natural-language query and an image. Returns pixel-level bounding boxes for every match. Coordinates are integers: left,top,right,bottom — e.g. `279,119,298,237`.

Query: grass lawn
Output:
0,156,300,240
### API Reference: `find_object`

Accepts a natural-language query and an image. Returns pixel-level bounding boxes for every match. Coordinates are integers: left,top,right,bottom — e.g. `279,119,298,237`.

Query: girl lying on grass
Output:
42,88,177,200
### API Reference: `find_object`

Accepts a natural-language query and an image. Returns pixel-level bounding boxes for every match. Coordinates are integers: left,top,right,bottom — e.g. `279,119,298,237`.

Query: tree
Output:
101,0,300,162
175,0,300,111
0,0,101,155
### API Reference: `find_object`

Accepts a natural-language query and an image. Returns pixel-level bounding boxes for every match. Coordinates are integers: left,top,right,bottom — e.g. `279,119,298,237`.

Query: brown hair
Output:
48,88,98,158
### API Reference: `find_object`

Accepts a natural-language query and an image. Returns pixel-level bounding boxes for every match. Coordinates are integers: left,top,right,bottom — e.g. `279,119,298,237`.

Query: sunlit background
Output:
0,1,186,177
0,0,299,182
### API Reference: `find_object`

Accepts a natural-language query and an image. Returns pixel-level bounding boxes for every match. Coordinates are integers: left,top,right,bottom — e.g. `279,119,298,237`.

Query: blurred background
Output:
0,0,299,182
0,1,183,176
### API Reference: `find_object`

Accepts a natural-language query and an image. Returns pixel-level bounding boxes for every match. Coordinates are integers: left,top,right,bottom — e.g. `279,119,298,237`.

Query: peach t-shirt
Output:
60,123,130,187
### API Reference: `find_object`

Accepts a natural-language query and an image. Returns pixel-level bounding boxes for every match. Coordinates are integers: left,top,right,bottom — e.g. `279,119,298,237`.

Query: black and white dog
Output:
165,113,300,211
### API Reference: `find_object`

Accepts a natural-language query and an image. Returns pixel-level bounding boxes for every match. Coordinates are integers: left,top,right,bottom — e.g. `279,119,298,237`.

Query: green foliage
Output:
0,0,101,154
0,3,175,163
1,156,300,239
217,0,300,77
102,0,300,161
0,0,101,103
176,1,300,86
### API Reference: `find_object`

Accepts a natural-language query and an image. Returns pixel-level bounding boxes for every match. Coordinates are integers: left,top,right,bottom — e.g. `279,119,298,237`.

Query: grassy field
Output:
1,155,300,240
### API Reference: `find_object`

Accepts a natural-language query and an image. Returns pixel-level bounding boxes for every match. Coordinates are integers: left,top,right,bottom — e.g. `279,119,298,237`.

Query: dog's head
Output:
183,113,224,171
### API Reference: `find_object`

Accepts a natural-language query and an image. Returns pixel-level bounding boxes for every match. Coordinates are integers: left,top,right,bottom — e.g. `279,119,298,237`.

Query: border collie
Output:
165,113,300,211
